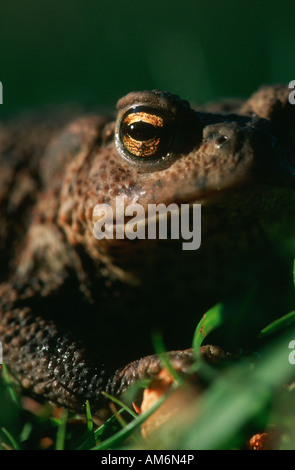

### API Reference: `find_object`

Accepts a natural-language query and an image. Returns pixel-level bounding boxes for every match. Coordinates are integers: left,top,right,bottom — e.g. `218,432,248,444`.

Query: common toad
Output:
0,85,294,417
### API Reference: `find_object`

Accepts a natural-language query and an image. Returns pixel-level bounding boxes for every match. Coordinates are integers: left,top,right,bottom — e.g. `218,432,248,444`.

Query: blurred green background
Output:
1,0,295,116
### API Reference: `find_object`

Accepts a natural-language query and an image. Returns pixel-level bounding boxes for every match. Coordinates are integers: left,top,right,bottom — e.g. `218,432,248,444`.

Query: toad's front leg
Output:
0,278,112,416
0,277,201,417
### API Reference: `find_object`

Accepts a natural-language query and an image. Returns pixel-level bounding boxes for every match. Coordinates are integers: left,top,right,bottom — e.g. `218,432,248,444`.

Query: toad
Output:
0,85,294,417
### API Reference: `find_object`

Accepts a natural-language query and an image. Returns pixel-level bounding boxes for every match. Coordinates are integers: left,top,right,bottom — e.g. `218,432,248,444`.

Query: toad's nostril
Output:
215,135,228,147
203,131,230,148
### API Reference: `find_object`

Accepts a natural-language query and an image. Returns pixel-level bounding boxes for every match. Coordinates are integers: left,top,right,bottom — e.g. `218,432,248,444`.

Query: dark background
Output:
0,0,295,116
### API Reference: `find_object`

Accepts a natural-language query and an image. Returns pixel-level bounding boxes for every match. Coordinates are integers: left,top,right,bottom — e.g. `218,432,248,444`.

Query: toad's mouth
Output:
91,160,256,240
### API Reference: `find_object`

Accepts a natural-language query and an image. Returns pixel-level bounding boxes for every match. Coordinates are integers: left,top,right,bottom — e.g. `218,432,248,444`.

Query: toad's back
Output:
0,112,63,278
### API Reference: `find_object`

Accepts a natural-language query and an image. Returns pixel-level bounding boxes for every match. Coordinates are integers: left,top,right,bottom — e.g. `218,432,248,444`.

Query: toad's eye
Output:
117,107,173,161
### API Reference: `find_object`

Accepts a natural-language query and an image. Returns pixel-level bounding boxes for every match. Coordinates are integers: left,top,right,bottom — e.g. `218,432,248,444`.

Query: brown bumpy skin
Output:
0,86,294,417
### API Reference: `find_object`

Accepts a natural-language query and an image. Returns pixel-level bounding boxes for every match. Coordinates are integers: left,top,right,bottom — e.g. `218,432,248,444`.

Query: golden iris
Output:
121,111,165,158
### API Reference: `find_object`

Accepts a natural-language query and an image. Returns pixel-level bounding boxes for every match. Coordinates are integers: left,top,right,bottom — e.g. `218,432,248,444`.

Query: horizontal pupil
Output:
128,121,158,141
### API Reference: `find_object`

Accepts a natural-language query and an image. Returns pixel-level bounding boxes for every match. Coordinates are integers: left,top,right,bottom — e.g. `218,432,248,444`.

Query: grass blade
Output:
85,401,96,449
151,331,182,382
92,386,176,450
259,310,295,337
1,427,20,450
1,363,20,407
55,409,68,450
101,392,137,419
192,303,223,356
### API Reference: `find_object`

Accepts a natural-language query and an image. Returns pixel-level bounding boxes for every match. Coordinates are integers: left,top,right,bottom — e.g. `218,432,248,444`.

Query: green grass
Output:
1,262,295,450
